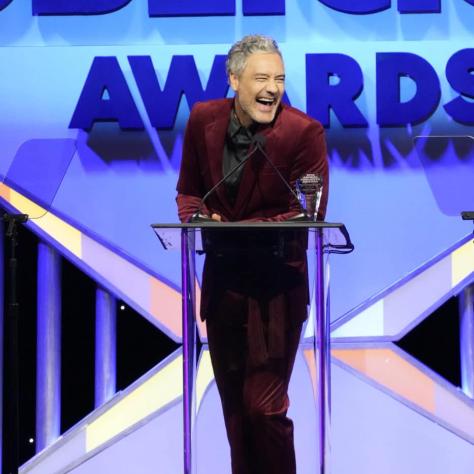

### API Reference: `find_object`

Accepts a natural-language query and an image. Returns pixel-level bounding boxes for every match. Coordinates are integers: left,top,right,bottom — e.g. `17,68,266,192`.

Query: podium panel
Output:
152,221,353,474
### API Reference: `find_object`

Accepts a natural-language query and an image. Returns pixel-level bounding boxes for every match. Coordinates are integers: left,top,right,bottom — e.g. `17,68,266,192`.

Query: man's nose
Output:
265,79,278,94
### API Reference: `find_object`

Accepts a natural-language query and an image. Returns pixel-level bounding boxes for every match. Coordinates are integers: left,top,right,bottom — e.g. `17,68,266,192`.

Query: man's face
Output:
229,52,285,127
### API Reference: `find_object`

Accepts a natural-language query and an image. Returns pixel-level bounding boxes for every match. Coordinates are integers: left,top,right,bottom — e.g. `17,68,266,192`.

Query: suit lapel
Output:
204,102,234,217
203,102,283,220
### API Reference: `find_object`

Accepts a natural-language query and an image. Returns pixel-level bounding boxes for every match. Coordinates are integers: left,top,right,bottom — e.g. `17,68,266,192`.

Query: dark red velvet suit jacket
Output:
176,98,328,322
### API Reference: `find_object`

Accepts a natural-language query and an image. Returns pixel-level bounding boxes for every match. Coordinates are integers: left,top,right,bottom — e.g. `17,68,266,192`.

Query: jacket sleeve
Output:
176,104,208,223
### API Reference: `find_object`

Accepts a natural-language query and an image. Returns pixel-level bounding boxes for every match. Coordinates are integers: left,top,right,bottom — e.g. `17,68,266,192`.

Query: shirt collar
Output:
228,109,257,140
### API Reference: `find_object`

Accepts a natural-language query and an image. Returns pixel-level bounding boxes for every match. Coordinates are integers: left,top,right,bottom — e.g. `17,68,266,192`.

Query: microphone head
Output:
252,134,266,148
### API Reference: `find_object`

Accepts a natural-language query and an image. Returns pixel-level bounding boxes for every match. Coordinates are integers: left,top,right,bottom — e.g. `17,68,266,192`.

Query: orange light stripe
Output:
333,348,436,413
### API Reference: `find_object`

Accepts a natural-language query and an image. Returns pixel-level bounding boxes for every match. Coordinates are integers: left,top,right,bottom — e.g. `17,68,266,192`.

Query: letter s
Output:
444,49,474,125
318,0,390,14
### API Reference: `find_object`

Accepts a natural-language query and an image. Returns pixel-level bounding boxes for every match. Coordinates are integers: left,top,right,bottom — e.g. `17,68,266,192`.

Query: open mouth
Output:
256,97,276,107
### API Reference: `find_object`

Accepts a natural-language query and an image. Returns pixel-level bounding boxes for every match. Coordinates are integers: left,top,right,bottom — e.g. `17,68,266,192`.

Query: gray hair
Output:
226,34,282,77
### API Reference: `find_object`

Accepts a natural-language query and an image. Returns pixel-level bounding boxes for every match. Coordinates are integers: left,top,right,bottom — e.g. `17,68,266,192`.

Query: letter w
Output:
128,55,229,129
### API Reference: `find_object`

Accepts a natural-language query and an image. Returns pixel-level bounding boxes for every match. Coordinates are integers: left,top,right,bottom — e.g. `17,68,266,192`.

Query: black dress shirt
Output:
223,112,256,205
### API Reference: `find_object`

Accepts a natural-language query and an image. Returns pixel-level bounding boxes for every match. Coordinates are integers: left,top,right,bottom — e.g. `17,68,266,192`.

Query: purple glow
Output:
36,242,61,452
459,284,474,398
0,219,4,471
95,288,117,408
181,229,196,474
415,136,474,216
4,139,76,212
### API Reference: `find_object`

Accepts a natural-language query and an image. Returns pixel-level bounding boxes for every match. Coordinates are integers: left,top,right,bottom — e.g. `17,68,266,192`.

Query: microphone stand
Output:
3,212,28,474
461,211,474,223
190,137,263,223
462,212,474,238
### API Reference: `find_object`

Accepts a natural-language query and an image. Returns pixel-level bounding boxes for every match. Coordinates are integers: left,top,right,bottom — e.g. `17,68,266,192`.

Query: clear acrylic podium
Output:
151,221,353,474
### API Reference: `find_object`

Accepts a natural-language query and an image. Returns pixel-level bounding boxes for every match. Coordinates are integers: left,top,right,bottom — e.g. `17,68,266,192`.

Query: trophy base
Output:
287,212,312,222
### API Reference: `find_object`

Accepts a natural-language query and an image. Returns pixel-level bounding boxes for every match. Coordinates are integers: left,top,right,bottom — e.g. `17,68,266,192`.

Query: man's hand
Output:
211,213,222,221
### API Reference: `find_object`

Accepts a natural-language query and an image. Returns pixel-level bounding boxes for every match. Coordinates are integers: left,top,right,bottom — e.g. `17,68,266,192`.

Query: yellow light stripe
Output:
196,350,214,412
7,186,44,217
2,185,185,337
35,212,82,257
451,238,474,287
86,355,182,452
0,184,82,257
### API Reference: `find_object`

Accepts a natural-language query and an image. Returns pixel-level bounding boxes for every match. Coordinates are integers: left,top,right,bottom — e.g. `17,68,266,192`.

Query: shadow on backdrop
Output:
414,135,474,216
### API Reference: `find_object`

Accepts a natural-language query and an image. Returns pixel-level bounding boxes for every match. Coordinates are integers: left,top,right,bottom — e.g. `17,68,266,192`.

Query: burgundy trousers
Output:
207,301,303,474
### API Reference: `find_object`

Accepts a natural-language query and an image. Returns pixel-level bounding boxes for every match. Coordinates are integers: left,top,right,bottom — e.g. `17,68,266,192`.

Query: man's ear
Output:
229,73,239,92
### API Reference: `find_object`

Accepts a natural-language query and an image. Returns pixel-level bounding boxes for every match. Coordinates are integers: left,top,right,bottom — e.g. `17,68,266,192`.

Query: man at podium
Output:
176,34,328,474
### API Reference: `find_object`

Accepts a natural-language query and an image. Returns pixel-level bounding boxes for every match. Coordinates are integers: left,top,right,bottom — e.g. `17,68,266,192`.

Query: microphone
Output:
252,135,307,218
190,134,263,222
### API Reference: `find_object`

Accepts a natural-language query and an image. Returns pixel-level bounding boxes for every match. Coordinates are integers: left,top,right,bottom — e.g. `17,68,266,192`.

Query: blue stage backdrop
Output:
0,0,473,322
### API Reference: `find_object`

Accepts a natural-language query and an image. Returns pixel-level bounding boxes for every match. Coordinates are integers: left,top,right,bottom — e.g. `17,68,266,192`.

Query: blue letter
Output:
33,0,131,15
243,0,285,15
444,49,474,125
0,0,13,12
318,0,389,14
129,55,229,129
149,0,234,16
398,0,440,13
306,53,368,127
377,52,440,126
69,57,143,130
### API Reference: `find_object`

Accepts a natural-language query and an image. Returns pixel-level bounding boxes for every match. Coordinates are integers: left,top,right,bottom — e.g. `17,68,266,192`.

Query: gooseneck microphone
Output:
190,134,264,222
